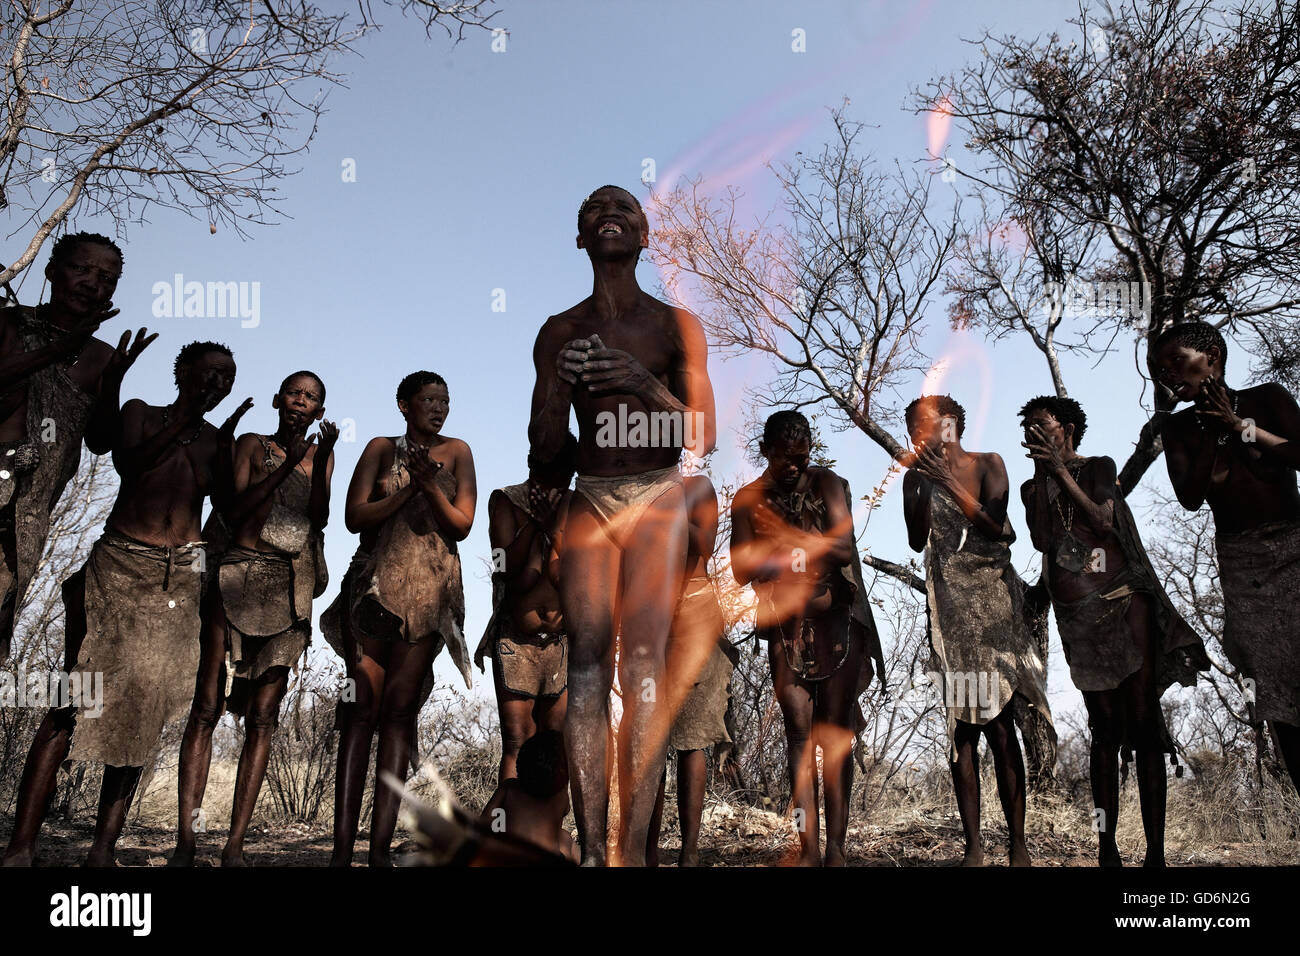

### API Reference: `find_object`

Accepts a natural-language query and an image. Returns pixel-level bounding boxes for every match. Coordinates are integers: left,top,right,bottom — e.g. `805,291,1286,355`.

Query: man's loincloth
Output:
573,466,683,546
66,531,205,768
924,485,1053,752
472,482,567,699
1216,519,1300,726
668,576,735,752
495,628,567,699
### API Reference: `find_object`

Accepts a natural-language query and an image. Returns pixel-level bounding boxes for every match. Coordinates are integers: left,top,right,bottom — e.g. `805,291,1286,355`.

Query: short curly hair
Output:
904,394,966,439
1019,395,1087,449
1152,321,1229,371
761,410,812,448
50,231,123,268
396,371,447,404
279,370,326,403
173,341,233,386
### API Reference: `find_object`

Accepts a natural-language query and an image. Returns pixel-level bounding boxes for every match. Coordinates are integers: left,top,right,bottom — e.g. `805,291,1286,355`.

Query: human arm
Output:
344,438,417,534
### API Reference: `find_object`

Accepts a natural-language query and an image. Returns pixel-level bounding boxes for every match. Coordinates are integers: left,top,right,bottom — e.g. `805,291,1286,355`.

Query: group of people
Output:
0,183,1296,868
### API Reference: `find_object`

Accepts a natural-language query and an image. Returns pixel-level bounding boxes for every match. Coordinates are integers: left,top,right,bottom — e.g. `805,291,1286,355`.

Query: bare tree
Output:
1,0,500,285
928,0,1300,494
0,450,115,813
650,111,1057,784
651,109,955,461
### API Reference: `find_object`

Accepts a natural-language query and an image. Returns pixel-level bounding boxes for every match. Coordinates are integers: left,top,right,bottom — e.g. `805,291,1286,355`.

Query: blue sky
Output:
16,0,1200,723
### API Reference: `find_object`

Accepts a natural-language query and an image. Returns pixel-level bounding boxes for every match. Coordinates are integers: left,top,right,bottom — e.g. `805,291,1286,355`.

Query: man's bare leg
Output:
770,641,820,866
171,593,228,866
2,709,75,866
559,499,620,866
982,704,1029,866
3,569,87,867
950,720,984,866
222,667,290,867
329,613,387,867
614,488,688,867
1123,595,1167,868
676,749,707,866
646,768,667,867
84,764,143,867
482,672,540,817
368,635,438,867
816,636,864,867
1083,689,1124,867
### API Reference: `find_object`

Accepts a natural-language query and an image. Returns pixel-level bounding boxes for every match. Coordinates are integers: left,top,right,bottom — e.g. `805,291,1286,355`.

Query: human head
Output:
45,232,123,319
575,185,649,260
173,341,235,410
273,371,326,429
759,410,813,490
396,370,449,434
1019,395,1087,453
1150,321,1228,403
516,729,568,800
528,431,579,489
905,394,966,449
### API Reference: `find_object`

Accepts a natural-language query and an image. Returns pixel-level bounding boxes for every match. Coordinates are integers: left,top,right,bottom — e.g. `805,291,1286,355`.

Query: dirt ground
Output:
3,810,1290,867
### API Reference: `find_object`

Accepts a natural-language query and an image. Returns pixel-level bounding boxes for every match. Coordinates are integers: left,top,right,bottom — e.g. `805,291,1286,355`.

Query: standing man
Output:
1153,321,1300,796
730,411,883,866
902,394,1052,867
3,341,242,866
528,185,716,866
0,232,152,660
1020,395,1207,866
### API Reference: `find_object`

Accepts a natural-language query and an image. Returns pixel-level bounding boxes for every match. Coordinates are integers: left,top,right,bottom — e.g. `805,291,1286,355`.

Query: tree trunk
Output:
1117,410,1168,498
1016,580,1058,791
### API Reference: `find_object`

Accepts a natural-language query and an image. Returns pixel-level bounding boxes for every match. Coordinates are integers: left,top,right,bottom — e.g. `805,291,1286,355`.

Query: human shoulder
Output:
1247,381,1299,408
119,397,150,422
536,307,587,347
233,432,264,455
662,302,706,345
79,335,116,372
809,465,846,498
732,477,764,512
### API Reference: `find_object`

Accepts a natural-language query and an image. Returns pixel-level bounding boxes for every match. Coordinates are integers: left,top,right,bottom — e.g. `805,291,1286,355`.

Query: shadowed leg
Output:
368,634,438,867
329,598,387,868
222,666,290,866
982,703,1029,866
171,588,228,866
3,569,88,867
950,718,984,866
559,499,620,866
770,640,819,866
